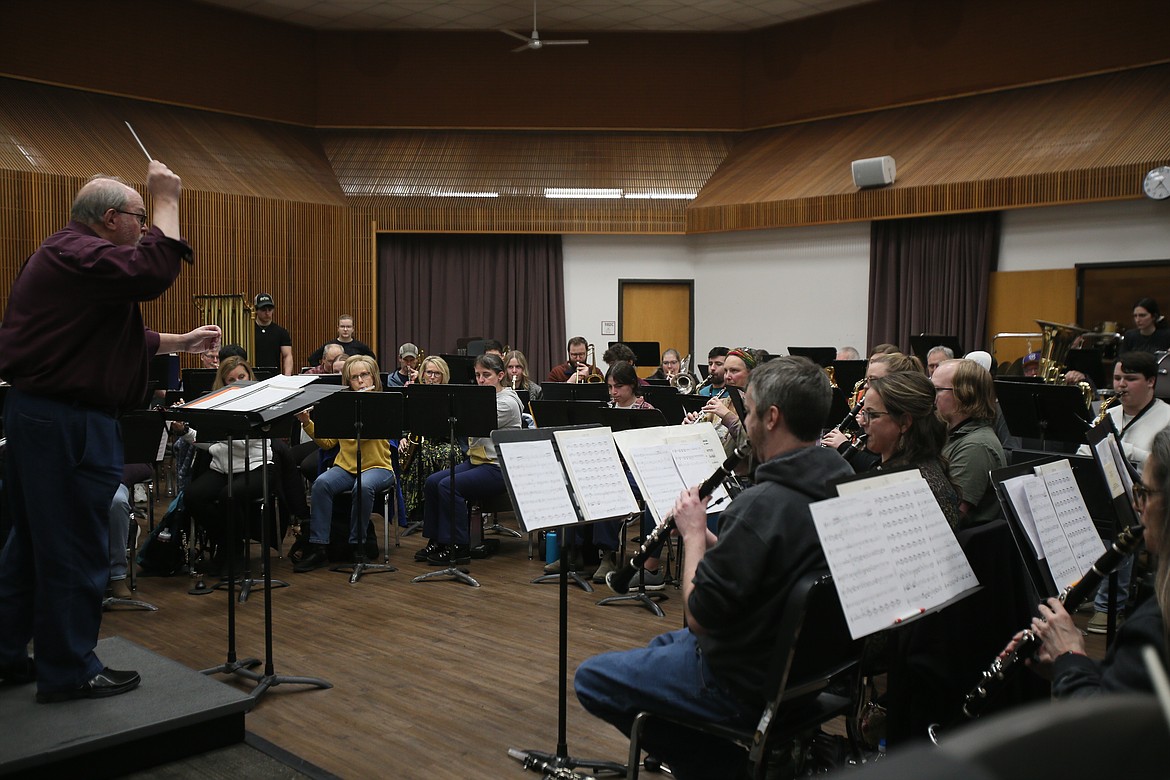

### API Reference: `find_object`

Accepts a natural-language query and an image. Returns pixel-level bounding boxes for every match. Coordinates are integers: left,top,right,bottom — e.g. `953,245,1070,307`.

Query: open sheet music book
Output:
811,469,979,640
177,373,317,413
612,422,729,525
494,427,639,533
1087,426,1136,505
997,459,1106,593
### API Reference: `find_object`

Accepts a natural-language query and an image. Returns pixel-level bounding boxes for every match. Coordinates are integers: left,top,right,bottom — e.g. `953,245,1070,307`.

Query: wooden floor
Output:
103,517,675,779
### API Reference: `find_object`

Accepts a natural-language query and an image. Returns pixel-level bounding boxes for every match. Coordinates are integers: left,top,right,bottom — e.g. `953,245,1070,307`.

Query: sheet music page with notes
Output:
1000,474,1046,560
1035,459,1106,578
494,439,579,532
552,427,638,521
812,475,978,640
664,439,728,514
624,446,686,524
1020,474,1081,589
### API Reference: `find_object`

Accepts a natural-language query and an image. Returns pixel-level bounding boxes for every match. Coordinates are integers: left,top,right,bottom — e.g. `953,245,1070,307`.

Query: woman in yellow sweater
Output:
293,355,396,572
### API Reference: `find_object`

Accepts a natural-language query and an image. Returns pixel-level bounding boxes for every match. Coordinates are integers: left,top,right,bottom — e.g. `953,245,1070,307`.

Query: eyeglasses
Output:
423,370,443,378
1133,483,1164,507
858,408,891,422
113,209,148,227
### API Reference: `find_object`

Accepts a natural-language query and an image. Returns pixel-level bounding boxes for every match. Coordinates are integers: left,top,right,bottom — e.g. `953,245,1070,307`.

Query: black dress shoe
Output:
0,657,35,685
36,667,140,703
427,544,471,566
414,541,441,562
293,545,329,573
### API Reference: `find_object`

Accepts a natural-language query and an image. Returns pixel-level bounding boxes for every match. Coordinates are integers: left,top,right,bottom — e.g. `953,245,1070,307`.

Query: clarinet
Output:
961,522,1144,718
606,443,751,595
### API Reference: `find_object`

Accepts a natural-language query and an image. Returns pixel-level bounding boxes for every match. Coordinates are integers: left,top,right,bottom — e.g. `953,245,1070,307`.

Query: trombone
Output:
583,343,603,383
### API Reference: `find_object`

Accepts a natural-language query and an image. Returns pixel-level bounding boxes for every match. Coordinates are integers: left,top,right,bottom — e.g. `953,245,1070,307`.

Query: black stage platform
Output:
0,636,252,779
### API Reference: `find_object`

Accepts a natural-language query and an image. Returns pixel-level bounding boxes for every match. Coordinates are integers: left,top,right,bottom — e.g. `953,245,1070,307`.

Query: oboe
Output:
606,443,751,595
961,522,1144,718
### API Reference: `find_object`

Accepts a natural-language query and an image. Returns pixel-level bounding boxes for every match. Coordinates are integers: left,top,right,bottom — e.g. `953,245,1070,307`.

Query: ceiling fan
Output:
501,0,589,52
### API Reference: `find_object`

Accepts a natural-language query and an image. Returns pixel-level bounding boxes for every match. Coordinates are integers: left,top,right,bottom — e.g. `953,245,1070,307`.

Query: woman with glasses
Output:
402,356,463,535
821,351,921,471
1014,428,1170,698
417,353,523,566
857,370,961,529
292,355,396,573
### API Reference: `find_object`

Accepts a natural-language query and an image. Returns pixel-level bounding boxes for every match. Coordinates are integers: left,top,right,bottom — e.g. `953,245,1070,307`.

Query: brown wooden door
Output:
619,280,694,378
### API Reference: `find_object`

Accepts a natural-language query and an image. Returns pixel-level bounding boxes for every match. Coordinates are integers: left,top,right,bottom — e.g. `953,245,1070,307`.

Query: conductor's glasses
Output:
114,209,148,227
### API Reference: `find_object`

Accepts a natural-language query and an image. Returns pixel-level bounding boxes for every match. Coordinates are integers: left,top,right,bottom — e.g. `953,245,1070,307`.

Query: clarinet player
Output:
574,357,853,778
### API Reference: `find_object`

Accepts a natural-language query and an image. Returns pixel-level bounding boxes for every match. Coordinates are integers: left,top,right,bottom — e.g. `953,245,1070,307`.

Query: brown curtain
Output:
377,233,566,376
867,213,1000,354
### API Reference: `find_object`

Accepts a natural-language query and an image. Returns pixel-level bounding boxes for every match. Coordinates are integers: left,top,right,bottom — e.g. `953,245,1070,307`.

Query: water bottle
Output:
545,529,559,563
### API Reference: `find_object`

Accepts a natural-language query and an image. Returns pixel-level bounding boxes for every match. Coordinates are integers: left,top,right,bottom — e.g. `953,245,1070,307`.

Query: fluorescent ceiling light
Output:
430,191,499,198
622,192,697,200
544,188,623,199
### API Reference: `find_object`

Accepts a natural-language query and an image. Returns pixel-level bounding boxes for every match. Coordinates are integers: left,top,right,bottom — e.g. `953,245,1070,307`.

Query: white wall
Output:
999,199,1170,271
561,198,1168,367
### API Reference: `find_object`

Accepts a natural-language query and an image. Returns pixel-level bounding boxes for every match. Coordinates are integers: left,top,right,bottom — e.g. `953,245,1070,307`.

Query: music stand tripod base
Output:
412,565,480,588
596,587,667,617
331,559,397,584
532,571,593,593
102,595,159,612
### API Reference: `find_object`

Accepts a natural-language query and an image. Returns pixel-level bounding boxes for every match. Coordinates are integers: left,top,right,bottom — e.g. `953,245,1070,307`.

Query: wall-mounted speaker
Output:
851,156,896,188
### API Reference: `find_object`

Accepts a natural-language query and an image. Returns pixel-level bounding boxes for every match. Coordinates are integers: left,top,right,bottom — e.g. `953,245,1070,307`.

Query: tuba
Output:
1036,320,1093,408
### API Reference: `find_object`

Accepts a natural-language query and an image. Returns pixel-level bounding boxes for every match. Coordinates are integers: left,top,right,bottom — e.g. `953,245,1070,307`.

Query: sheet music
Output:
1094,436,1126,499
626,446,686,523
666,439,728,514
1000,474,1044,559
812,493,906,640
178,374,307,412
155,427,169,462
495,439,579,532
553,427,638,521
1036,459,1105,576
835,468,920,496
812,475,978,640
1022,475,1080,590
663,422,725,467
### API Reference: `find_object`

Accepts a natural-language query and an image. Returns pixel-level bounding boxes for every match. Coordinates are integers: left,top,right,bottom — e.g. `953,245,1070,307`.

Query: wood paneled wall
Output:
0,0,1164,131
987,269,1077,365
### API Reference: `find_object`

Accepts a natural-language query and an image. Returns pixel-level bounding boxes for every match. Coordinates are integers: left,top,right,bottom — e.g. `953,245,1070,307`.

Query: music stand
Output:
495,426,632,779
181,368,218,399
438,354,478,384
787,346,836,367
105,410,165,612
539,381,610,402
309,390,405,583
910,334,964,366
167,381,338,701
530,400,606,428
995,381,1091,448
407,383,497,587
831,359,867,393
610,341,660,368
639,386,685,424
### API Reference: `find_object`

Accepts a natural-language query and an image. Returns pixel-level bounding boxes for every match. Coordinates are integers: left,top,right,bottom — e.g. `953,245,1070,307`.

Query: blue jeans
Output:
574,628,754,779
308,466,395,545
1093,553,1134,615
0,389,122,695
421,461,505,545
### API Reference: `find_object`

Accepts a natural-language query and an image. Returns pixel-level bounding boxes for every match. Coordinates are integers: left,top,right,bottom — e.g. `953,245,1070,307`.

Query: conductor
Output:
0,160,220,703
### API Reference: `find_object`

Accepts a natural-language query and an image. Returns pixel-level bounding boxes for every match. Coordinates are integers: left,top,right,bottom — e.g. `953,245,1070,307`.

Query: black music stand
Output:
995,381,1090,449
167,382,338,701
610,341,660,368
831,359,867,393
639,385,685,424
787,346,836,367
495,426,632,779
181,368,218,400
309,390,404,583
910,334,964,366
539,381,610,402
438,353,478,384
407,383,497,588
530,399,606,428
105,410,164,612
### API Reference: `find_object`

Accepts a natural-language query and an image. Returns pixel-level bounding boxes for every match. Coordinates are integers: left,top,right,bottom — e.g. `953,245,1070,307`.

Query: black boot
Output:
293,544,328,573
414,540,441,562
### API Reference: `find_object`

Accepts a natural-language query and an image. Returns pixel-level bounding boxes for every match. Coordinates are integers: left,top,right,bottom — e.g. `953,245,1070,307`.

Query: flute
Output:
606,443,751,594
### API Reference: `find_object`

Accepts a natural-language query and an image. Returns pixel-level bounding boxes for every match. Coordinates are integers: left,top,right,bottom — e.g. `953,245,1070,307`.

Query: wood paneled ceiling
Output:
191,0,875,32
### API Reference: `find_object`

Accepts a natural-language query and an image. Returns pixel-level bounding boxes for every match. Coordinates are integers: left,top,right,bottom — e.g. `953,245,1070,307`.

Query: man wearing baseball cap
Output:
253,292,293,375
1022,351,1041,378
386,343,420,387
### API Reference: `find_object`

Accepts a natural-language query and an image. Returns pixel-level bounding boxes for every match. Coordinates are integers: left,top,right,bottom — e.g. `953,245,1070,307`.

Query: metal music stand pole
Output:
213,432,289,601
410,384,496,588
310,390,403,583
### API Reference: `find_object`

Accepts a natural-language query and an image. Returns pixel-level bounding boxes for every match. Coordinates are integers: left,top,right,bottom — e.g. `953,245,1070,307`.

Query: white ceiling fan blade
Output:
511,42,534,52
